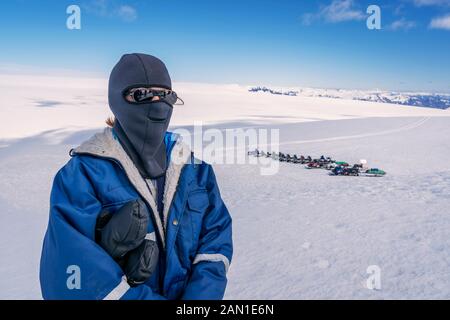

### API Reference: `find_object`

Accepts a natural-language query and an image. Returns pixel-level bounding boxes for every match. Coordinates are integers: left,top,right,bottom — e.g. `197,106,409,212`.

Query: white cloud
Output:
301,0,365,25
429,14,450,29
84,0,137,22
321,0,365,22
84,0,109,17
412,0,450,6
117,5,137,22
388,18,417,30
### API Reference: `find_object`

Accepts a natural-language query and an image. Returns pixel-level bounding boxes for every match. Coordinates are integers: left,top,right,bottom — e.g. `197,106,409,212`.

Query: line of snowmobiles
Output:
248,149,324,164
248,149,386,177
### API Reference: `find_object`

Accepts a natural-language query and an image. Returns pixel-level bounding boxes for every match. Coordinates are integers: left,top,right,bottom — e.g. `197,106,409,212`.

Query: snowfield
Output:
0,74,449,299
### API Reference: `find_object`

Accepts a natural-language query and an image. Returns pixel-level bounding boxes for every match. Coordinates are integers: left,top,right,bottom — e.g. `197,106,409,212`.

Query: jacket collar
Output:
72,127,192,249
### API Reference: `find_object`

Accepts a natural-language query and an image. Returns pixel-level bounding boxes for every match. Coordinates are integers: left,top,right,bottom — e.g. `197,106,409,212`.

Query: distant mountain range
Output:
248,86,450,109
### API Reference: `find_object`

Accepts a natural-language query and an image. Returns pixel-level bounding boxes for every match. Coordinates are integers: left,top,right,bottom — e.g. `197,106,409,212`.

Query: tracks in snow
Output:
279,117,430,146
217,117,431,152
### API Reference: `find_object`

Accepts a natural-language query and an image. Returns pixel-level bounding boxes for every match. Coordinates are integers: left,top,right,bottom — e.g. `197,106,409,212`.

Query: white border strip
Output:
103,276,130,300
193,253,230,273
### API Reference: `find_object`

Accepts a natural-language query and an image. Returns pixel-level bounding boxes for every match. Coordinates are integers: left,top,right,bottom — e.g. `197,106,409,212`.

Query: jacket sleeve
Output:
181,165,233,300
39,157,166,300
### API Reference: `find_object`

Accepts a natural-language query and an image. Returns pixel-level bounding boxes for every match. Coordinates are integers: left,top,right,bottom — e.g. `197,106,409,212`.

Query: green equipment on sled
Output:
364,168,386,177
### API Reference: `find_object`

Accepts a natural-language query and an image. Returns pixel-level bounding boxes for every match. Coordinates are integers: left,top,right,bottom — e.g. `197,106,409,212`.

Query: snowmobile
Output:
325,162,337,170
330,166,359,176
326,161,349,170
297,155,306,164
306,162,321,169
301,156,312,164
317,156,334,164
297,155,306,163
350,163,363,170
318,155,329,163
278,152,287,162
330,166,342,175
363,168,386,177
306,160,327,169
346,167,360,176
285,154,295,163
292,155,302,164
247,149,259,157
307,156,334,166
259,150,267,157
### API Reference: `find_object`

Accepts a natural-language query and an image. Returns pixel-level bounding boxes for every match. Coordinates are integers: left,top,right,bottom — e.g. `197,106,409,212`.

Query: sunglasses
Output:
124,87,184,105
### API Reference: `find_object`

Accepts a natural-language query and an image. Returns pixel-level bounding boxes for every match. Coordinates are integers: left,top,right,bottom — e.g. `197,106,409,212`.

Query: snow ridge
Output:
249,86,450,109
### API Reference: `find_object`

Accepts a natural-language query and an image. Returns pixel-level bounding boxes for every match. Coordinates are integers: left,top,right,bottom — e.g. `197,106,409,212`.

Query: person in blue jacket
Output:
39,53,233,300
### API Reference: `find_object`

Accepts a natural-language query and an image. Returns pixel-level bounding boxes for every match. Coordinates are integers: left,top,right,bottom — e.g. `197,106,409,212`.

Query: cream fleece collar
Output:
72,127,191,248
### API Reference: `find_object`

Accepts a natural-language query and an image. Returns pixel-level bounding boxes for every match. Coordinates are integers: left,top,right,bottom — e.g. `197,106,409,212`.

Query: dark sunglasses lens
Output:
133,89,144,101
164,91,178,105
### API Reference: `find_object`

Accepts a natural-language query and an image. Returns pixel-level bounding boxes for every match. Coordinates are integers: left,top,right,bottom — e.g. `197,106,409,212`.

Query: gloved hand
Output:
95,199,159,286
124,239,159,287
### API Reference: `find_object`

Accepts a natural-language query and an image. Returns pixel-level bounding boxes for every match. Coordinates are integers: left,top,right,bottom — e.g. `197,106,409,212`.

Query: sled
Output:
362,168,386,177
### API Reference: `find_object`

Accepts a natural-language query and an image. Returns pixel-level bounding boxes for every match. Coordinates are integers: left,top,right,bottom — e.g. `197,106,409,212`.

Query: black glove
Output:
96,199,149,259
124,239,159,287
95,199,159,286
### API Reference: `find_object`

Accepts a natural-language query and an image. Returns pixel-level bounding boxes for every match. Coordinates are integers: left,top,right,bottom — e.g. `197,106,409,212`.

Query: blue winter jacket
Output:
39,128,233,300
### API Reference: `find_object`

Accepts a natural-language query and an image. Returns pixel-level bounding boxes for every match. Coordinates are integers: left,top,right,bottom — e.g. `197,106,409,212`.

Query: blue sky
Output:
0,0,449,92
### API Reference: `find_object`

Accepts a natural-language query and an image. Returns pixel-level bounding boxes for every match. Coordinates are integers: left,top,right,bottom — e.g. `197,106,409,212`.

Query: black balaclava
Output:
109,53,173,179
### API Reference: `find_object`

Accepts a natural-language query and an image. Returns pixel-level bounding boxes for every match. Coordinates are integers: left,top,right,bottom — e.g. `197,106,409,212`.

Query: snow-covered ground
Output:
1,74,448,140
0,74,449,299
